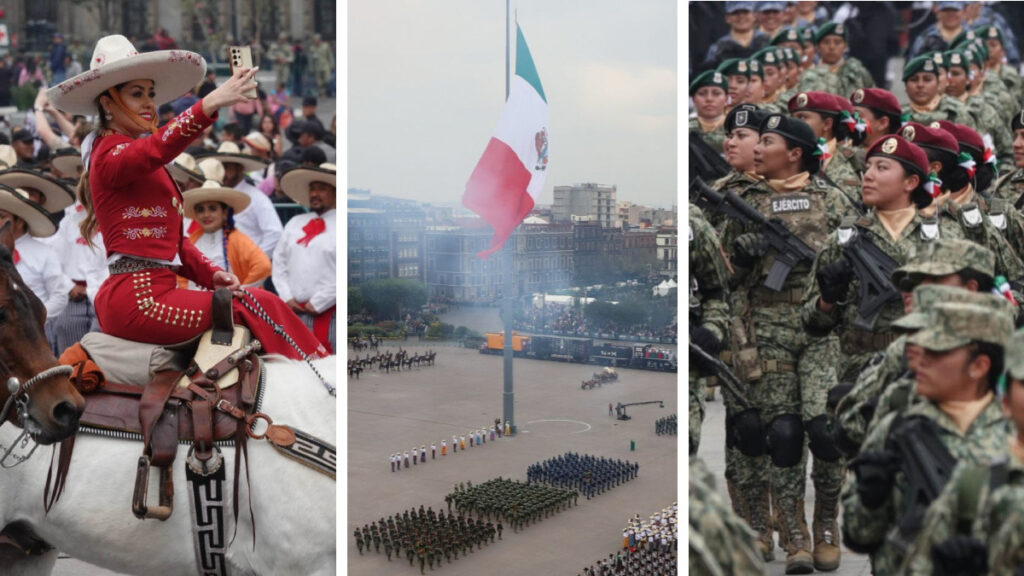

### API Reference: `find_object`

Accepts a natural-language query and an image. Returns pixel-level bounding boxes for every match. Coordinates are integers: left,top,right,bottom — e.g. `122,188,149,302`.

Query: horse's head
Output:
0,229,85,444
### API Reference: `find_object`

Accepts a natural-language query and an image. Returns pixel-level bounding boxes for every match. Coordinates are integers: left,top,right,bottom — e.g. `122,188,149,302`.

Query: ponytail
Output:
77,170,98,248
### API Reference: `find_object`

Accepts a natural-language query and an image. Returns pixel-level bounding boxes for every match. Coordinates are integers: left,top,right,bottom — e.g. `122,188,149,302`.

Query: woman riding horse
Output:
46,35,324,359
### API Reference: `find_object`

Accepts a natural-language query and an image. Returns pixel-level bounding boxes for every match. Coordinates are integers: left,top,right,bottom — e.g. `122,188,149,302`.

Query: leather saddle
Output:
74,289,264,521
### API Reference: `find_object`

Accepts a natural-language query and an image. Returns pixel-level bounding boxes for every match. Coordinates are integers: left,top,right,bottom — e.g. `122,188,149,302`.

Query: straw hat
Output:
51,147,84,178
241,132,272,154
181,180,250,220
279,163,336,207
0,169,76,213
0,185,58,237
167,152,205,186
0,145,17,170
199,141,268,173
47,34,206,117
196,158,226,184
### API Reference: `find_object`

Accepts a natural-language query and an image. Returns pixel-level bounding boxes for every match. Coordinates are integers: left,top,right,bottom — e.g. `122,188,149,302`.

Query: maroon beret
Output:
931,120,984,156
867,135,929,177
787,91,841,115
850,87,902,117
899,122,959,157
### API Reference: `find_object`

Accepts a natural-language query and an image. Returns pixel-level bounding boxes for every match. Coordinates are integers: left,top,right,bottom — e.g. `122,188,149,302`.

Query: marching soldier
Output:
797,23,874,97
702,2,770,69
850,88,903,150
993,111,1024,203
689,457,768,575
901,54,977,130
978,24,1022,95
942,50,1014,174
689,69,730,155
907,2,967,61
266,33,295,90
787,91,867,208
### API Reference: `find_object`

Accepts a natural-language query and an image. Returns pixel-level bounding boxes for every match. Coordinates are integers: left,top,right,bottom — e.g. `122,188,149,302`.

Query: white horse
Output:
0,355,337,576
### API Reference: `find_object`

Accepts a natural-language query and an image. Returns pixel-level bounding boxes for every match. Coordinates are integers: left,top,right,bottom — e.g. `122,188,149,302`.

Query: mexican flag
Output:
463,23,549,258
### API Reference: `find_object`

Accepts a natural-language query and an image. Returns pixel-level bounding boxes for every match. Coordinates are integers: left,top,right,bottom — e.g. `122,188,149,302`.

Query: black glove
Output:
731,233,767,269
817,259,854,304
850,450,900,509
931,535,988,576
689,326,722,372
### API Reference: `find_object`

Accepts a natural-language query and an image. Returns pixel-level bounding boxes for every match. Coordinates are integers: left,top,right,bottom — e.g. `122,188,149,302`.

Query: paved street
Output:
348,344,678,575
697,393,873,576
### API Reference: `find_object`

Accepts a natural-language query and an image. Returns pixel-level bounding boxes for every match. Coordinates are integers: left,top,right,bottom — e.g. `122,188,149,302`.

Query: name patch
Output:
771,195,812,214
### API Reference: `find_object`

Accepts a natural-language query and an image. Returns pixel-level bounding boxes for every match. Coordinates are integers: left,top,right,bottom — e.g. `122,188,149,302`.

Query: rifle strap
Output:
953,460,1008,536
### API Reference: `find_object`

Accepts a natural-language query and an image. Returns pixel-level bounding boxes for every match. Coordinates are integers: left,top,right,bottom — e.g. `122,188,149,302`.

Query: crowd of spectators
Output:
514,303,677,342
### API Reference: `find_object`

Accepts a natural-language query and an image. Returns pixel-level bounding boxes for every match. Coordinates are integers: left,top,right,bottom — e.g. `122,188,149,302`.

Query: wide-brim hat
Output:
199,141,268,173
51,147,84,178
0,169,75,213
182,180,251,220
279,163,336,207
167,152,205,186
0,185,57,238
241,132,272,154
0,145,17,170
47,35,206,117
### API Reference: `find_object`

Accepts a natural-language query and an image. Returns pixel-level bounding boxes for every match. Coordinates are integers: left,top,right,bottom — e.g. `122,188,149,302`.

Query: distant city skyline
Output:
348,0,678,210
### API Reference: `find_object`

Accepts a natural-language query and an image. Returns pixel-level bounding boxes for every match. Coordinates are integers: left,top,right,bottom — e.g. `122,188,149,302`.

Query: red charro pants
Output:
94,268,327,359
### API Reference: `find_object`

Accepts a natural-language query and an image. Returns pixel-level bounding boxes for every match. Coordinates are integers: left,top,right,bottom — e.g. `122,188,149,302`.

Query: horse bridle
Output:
0,358,74,468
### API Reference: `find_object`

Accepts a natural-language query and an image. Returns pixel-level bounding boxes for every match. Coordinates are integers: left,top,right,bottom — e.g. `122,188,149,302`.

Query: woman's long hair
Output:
78,102,113,248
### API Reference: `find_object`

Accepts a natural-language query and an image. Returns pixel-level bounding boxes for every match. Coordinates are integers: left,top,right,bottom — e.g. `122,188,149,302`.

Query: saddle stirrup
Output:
133,455,174,520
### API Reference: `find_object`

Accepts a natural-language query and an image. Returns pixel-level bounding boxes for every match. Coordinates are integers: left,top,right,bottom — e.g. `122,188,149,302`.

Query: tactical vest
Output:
747,180,831,282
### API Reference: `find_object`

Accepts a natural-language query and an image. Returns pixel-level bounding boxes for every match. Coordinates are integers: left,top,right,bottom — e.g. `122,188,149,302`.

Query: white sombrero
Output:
47,34,206,117
181,180,251,220
167,152,205,186
196,158,226,184
0,145,17,170
0,169,75,213
279,163,336,207
51,147,84,178
241,132,272,154
199,141,268,173
0,186,57,237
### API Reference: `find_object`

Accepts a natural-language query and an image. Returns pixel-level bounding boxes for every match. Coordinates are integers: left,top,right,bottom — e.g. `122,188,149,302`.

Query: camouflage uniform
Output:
689,204,731,455
708,169,762,231
721,174,858,568
822,145,863,209
266,36,295,88
993,167,1024,204
689,457,767,576
841,302,1013,574
960,94,1015,175
689,116,727,156
901,96,979,131
937,198,1024,291
797,58,875,98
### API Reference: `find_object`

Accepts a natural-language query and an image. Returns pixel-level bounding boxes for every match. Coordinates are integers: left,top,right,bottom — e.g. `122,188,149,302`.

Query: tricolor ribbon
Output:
994,275,1019,306
924,171,943,198
813,137,831,160
957,151,977,179
900,112,911,128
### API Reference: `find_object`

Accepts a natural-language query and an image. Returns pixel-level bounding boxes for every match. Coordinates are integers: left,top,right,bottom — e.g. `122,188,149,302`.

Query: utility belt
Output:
840,328,898,356
750,287,805,306
721,350,796,374
108,257,177,276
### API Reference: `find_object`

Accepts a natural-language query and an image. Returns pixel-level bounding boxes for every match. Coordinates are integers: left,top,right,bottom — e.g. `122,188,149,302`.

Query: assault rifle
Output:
688,342,750,409
691,177,817,291
689,131,732,182
837,226,902,330
884,415,958,554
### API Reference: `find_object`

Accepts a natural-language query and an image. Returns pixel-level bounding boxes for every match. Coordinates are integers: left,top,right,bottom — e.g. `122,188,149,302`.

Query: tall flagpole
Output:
502,0,516,436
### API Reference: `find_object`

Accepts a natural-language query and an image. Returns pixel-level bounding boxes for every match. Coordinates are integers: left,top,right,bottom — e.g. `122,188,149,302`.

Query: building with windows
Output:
347,189,425,285
552,183,617,228
656,226,677,277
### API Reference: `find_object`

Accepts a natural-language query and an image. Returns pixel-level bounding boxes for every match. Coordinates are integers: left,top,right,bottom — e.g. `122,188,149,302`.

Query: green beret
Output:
689,69,729,96
747,59,763,78
751,47,782,68
800,26,816,46
814,22,847,43
782,46,798,63
950,28,977,49
770,27,802,46
976,25,1004,46
716,58,750,77
930,51,948,71
943,50,968,72
963,45,987,68
902,54,939,81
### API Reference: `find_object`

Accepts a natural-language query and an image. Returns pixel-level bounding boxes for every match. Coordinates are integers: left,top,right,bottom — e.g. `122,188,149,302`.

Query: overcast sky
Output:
348,0,677,209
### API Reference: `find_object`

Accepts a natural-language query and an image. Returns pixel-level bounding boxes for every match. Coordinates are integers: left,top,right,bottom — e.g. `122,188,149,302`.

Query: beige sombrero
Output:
182,180,250,220
279,163,336,207
47,35,206,117
167,152,205,186
0,185,58,237
241,132,272,155
51,147,84,178
0,169,75,213
0,145,17,170
199,141,268,173
196,158,226,185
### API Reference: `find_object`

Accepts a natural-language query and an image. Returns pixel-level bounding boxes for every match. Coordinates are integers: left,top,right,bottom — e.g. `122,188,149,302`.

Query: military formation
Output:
654,413,677,436
526,452,639,499
353,506,497,573
691,2,1024,574
445,478,577,532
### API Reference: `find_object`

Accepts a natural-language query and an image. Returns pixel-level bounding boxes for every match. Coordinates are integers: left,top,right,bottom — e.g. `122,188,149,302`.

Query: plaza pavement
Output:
348,344,678,575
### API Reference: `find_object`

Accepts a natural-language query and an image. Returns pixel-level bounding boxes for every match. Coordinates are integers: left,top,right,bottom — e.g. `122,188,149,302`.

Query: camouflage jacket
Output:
822,146,863,210
902,96,979,131
975,194,1024,266
689,117,727,156
689,457,767,576
992,63,1022,96
902,438,1024,575
961,95,1016,175
797,57,875,97
841,396,1010,575
802,210,966,381
689,204,731,343
993,168,1024,204
834,335,909,451
979,79,1016,125
944,197,1024,287
707,170,762,232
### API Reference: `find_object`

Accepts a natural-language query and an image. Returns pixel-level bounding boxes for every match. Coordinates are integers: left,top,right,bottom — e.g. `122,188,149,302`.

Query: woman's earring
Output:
104,111,113,120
